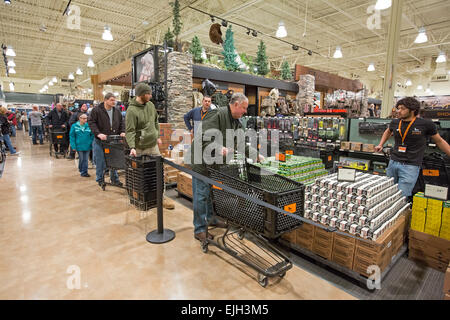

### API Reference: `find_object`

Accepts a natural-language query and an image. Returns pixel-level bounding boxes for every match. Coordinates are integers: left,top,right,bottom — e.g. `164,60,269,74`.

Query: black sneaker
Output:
111,180,123,187
81,173,91,177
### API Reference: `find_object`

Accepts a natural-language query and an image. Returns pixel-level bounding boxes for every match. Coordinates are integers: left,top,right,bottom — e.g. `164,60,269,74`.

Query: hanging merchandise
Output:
202,79,217,96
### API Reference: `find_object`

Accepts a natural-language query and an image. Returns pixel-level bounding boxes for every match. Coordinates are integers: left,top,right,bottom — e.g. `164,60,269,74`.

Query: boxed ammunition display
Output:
362,144,375,153
411,193,450,240
350,142,362,151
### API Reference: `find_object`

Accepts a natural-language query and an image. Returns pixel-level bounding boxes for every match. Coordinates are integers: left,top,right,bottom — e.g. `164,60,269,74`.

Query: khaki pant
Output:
136,145,165,193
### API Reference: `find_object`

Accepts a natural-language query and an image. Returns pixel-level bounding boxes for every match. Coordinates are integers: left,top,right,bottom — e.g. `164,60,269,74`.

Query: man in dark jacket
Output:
88,92,125,187
47,103,70,154
183,96,213,134
189,93,263,241
67,104,88,160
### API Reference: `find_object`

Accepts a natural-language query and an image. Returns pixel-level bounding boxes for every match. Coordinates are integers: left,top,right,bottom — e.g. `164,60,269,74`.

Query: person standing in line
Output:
29,106,44,145
47,103,70,154
88,93,125,187
184,96,213,135
22,111,29,133
70,113,94,177
125,83,175,210
16,111,23,131
6,110,17,137
0,107,20,156
375,97,450,199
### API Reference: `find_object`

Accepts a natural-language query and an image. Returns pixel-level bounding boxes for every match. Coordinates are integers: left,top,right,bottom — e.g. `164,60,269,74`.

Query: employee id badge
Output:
398,145,407,153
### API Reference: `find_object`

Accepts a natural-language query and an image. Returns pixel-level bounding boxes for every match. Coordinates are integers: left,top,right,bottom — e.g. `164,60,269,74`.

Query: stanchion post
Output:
146,155,175,244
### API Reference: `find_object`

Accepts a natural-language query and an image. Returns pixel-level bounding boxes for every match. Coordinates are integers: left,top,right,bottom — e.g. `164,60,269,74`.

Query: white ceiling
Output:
0,0,449,92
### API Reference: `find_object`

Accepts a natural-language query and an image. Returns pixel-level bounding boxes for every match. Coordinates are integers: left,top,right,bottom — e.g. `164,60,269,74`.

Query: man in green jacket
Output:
125,83,175,210
189,93,263,241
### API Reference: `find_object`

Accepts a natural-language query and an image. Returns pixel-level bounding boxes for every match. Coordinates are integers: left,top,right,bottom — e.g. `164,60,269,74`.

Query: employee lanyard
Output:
201,110,208,120
398,117,416,145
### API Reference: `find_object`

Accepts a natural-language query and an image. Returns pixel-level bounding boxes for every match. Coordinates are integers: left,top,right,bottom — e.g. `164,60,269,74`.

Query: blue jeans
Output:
0,134,16,154
17,122,22,130
93,139,119,183
77,151,89,175
10,125,16,137
32,125,43,144
387,160,421,197
192,176,215,234
28,119,32,136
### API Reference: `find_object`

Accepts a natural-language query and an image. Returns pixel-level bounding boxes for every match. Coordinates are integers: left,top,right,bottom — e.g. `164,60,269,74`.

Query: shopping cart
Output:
49,128,68,159
204,162,305,287
99,135,128,191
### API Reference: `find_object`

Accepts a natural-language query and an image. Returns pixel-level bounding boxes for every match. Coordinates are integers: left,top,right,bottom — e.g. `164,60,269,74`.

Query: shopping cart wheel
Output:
278,272,286,278
258,274,268,288
238,230,245,240
201,242,208,253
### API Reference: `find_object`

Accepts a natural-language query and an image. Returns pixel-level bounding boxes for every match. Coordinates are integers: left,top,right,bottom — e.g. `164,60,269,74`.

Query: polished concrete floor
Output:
0,130,356,300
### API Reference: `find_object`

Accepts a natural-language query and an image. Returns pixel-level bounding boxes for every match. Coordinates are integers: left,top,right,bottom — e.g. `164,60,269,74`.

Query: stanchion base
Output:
146,229,176,244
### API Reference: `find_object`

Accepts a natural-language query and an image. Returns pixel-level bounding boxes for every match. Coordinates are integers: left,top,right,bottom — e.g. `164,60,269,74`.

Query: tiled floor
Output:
0,130,356,300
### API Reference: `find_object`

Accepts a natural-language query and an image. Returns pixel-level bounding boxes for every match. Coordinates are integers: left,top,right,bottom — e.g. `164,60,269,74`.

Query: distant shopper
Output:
70,113,94,177
67,104,89,160
16,111,23,131
184,96,213,134
29,106,44,145
0,107,20,156
22,111,29,133
368,104,375,117
88,93,125,187
47,103,69,154
125,83,175,210
375,97,450,199
7,110,17,137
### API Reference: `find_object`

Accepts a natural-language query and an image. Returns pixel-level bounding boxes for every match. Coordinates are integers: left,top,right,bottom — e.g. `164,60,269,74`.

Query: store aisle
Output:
0,131,356,300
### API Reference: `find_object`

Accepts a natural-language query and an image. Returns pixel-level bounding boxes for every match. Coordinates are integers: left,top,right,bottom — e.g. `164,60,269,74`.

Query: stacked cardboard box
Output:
164,158,179,184
177,172,193,198
411,193,450,240
295,223,315,250
444,265,450,300
332,233,356,269
313,227,334,259
159,123,182,157
409,229,450,272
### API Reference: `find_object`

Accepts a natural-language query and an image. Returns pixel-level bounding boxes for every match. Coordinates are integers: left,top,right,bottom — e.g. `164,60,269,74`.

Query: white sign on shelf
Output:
425,184,448,201
338,168,356,182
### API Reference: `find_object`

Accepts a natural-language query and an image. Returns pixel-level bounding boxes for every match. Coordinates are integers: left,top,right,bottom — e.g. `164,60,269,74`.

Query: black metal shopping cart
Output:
49,128,68,159
204,162,305,287
99,135,128,190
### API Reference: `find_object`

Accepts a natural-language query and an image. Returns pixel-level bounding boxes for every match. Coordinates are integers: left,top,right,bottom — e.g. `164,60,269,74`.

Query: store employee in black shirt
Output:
375,97,450,198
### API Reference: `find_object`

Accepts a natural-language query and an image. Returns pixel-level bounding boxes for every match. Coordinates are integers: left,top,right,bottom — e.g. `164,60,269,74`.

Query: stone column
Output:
167,52,193,128
296,74,315,115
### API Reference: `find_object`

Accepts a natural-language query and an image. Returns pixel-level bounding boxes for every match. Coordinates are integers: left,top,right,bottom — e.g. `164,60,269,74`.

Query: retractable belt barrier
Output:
163,158,375,244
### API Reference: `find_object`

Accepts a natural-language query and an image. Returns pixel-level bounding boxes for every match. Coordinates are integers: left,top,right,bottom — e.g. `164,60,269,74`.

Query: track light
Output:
252,30,258,37
246,29,251,36
414,27,428,44
5,45,16,56
375,0,391,10
84,43,93,55
292,45,299,51
221,20,228,27
436,51,446,63
102,25,113,41
7,59,15,67
308,50,313,56
276,21,287,38
333,46,343,59
210,15,215,23
367,63,375,72
87,58,95,68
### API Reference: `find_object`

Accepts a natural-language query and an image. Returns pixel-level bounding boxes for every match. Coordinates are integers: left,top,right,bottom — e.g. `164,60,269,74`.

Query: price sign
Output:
425,184,448,201
286,150,294,155
338,168,356,182
275,153,286,162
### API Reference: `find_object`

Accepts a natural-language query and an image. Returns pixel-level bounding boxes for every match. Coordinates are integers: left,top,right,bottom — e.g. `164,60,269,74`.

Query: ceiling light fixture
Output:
76,67,83,75
68,73,74,80
84,43,93,55
5,45,16,56
406,79,412,86
7,59,15,67
87,58,95,68
333,46,343,59
292,45,299,51
9,82,14,91
102,25,113,41
252,30,257,37
375,0,391,10
49,81,54,86
8,67,16,74
436,51,447,63
417,84,423,90
210,15,215,23
4,0,12,5
414,27,428,44
52,76,57,83
44,85,48,90
276,21,287,38
367,63,375,72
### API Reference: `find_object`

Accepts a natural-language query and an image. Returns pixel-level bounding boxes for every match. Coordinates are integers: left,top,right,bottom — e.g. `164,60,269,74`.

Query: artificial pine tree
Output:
189,36,204,63
255,40,269,76
221,26,240,71
170,0,183,51
163,28,174,48
281,60,292,80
